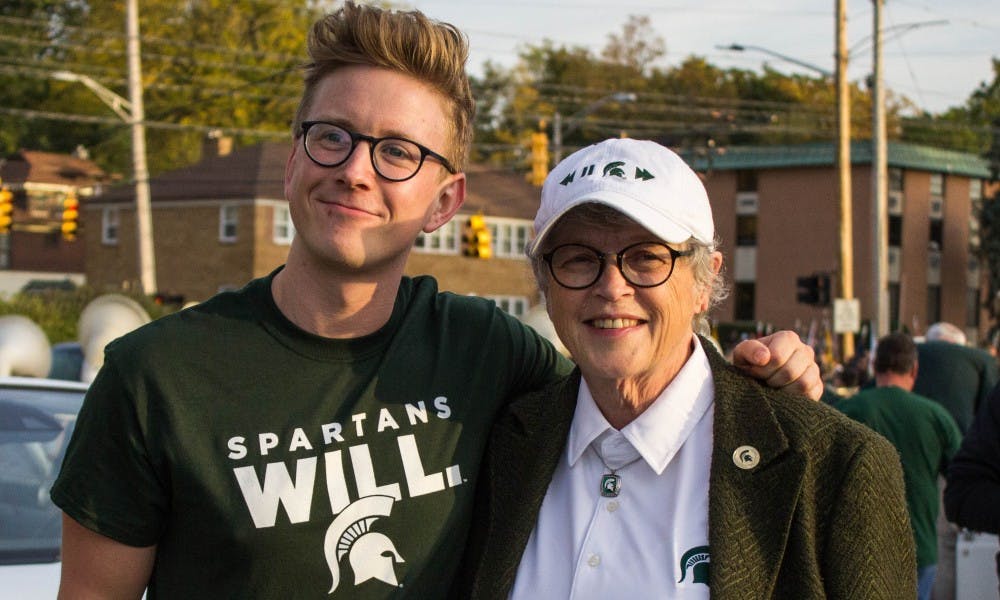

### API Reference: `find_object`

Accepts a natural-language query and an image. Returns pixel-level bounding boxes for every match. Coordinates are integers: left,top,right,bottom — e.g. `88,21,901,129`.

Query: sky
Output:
406,0,997,115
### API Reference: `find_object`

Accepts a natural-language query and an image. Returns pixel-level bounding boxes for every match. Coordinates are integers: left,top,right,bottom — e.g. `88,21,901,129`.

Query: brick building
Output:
687,140,994,345
86,138,539,312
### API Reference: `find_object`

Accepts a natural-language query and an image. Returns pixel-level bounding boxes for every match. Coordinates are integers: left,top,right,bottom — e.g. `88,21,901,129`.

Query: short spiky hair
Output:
292,2,475,170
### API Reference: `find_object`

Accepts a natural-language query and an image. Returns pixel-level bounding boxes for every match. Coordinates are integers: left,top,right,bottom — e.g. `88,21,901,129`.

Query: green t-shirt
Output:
836,386,962,568
52,272,570,599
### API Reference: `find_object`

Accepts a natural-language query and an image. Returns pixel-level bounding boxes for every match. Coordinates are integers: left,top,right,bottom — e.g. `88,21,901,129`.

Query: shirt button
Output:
588,554,601,567
606,500,620,513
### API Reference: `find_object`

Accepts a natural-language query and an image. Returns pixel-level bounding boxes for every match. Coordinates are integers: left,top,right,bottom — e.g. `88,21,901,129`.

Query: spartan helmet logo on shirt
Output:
324,495,405,593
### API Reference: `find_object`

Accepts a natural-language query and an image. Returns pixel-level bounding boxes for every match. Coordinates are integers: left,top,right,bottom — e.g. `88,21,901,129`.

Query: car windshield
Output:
0,383,85,565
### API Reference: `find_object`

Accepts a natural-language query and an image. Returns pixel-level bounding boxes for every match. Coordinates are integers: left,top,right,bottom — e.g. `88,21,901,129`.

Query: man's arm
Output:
58,514,156,600
731,331,823,400
944,382,1000,533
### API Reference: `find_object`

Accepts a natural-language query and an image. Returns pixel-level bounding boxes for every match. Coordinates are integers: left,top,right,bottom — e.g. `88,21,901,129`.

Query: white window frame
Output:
273,205,295,245
219,204,238,242
488,295,530,318
101,207,120,245
414,220,459,254
486,217,532,259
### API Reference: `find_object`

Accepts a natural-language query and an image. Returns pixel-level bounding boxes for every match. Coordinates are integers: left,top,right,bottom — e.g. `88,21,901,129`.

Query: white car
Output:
0,376,89,598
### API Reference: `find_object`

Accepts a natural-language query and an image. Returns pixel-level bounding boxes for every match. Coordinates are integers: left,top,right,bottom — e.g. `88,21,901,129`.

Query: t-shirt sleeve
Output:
50,353,167,547
496,308,573,398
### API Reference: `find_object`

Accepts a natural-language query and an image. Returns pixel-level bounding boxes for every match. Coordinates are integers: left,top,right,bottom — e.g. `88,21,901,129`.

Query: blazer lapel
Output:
471,371,580,597
705,350,807,599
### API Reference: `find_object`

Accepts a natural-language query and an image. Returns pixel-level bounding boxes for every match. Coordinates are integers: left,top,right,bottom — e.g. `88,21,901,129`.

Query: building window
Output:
969,179,982,251
889,283,901,332
927,284,941,325
489,295,529,317
486,218,533,259
889,168,904,192
929,220,943,250
888,215,903,247
102,207,119,245
736,170,758,192
966,287,981,329
734,282,755,321
414,220,459,254
273,205,295,245
220,205,238,242
736,214,757,247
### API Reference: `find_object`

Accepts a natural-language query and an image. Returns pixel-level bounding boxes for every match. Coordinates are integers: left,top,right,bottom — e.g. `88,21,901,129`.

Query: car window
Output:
0,385,85,565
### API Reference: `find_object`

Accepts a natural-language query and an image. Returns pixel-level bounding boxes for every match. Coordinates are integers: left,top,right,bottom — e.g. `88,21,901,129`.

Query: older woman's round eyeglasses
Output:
300,121,457,182
542,242,693,290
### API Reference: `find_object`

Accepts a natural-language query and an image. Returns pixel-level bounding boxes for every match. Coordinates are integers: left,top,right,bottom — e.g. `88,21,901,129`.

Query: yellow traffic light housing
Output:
61,191,80,241
462,214,492,259
0,185,13,234
529,127,549,187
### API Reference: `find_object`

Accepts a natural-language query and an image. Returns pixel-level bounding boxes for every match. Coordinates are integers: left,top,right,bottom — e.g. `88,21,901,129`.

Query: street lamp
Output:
552,92,637,164
48,0,156,295
719,29,856,359
716,43,833,78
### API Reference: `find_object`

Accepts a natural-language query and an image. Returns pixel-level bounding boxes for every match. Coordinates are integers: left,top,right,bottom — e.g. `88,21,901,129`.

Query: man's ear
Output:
424,173,466,233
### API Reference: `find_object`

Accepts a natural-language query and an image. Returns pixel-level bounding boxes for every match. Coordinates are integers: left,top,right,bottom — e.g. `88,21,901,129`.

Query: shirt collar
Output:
566,336,715,475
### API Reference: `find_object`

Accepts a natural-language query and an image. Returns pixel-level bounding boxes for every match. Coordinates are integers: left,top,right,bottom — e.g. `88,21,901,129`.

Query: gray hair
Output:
926,322,967,345
529,203,729,331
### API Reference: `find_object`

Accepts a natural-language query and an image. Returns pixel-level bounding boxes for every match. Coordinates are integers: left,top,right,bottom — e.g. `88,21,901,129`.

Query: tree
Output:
980,190,1000,327
1,0,318,176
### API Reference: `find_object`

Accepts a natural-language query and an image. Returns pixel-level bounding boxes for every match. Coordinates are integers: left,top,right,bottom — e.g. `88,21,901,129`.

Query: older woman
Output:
455,138,915,599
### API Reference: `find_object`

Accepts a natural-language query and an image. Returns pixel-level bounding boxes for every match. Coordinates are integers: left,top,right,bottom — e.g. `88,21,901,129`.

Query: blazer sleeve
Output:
944,382,1000,533
823,432,917,599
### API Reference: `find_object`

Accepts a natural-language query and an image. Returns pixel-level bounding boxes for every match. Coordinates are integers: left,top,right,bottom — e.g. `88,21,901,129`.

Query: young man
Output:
51,4,821,598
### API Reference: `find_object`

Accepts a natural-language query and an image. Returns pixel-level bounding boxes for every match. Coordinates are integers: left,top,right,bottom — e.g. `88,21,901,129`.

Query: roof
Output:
464,163,540,220
97,141,291,203
94,142,542,220
682,140,992,179
0,150,108,186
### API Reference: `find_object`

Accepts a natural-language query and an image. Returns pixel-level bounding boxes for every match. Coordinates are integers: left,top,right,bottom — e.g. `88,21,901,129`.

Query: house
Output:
0,148,108,295
86,137,540,313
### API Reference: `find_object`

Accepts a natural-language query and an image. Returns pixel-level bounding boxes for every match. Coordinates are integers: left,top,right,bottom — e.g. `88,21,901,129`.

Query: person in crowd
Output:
837,332,962,600
49,4,823,599
455,138,914,599
914,321,998,434
945,381,1000,596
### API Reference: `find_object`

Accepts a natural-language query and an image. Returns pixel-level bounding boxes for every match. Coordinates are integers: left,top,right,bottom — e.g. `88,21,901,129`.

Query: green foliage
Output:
0,287,173,344
980,193,1000,324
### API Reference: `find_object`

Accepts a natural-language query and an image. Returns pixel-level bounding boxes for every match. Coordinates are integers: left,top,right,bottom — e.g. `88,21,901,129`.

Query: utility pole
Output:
126,0,156,295
836,0,855,359
871,0,889,338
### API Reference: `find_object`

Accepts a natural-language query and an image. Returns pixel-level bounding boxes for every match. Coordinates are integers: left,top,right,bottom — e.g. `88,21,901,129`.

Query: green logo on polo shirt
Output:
678,545,710,585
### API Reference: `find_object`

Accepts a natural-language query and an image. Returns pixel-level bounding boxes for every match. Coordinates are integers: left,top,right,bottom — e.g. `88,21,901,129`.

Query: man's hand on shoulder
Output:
731,331,823,401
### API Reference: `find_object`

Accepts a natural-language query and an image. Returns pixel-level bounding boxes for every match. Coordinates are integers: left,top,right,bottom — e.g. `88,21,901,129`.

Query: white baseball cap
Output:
526,138,714,256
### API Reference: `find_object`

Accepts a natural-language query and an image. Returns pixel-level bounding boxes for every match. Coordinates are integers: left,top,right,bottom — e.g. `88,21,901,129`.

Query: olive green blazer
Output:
454,340,916,599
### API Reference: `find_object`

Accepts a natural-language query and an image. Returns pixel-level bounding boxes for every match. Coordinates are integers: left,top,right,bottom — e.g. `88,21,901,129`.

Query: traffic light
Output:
462,214,492,259
529,124,549,186
61,191,80,241
796,273,831,306
0,184,12,234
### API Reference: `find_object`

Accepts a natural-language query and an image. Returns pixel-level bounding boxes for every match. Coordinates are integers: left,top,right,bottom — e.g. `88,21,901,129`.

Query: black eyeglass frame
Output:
541,241,694,290
299,120,457,182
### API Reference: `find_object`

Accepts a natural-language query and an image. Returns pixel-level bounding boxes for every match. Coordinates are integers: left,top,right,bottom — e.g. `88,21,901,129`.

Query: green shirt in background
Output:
837,386,962,568
52,271,570,599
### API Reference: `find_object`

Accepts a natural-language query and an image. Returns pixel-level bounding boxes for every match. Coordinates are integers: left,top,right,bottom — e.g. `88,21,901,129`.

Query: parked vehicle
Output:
0,376,89,598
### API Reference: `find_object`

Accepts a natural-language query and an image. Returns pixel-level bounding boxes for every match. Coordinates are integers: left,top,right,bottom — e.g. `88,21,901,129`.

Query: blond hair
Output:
293,2,475,170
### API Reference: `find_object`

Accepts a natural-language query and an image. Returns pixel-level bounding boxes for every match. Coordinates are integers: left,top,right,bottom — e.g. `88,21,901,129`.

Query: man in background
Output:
838,332,962,600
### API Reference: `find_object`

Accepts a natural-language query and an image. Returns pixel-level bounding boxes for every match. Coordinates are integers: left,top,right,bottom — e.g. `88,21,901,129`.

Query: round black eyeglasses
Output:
542,242,694,290
300,121,457,182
